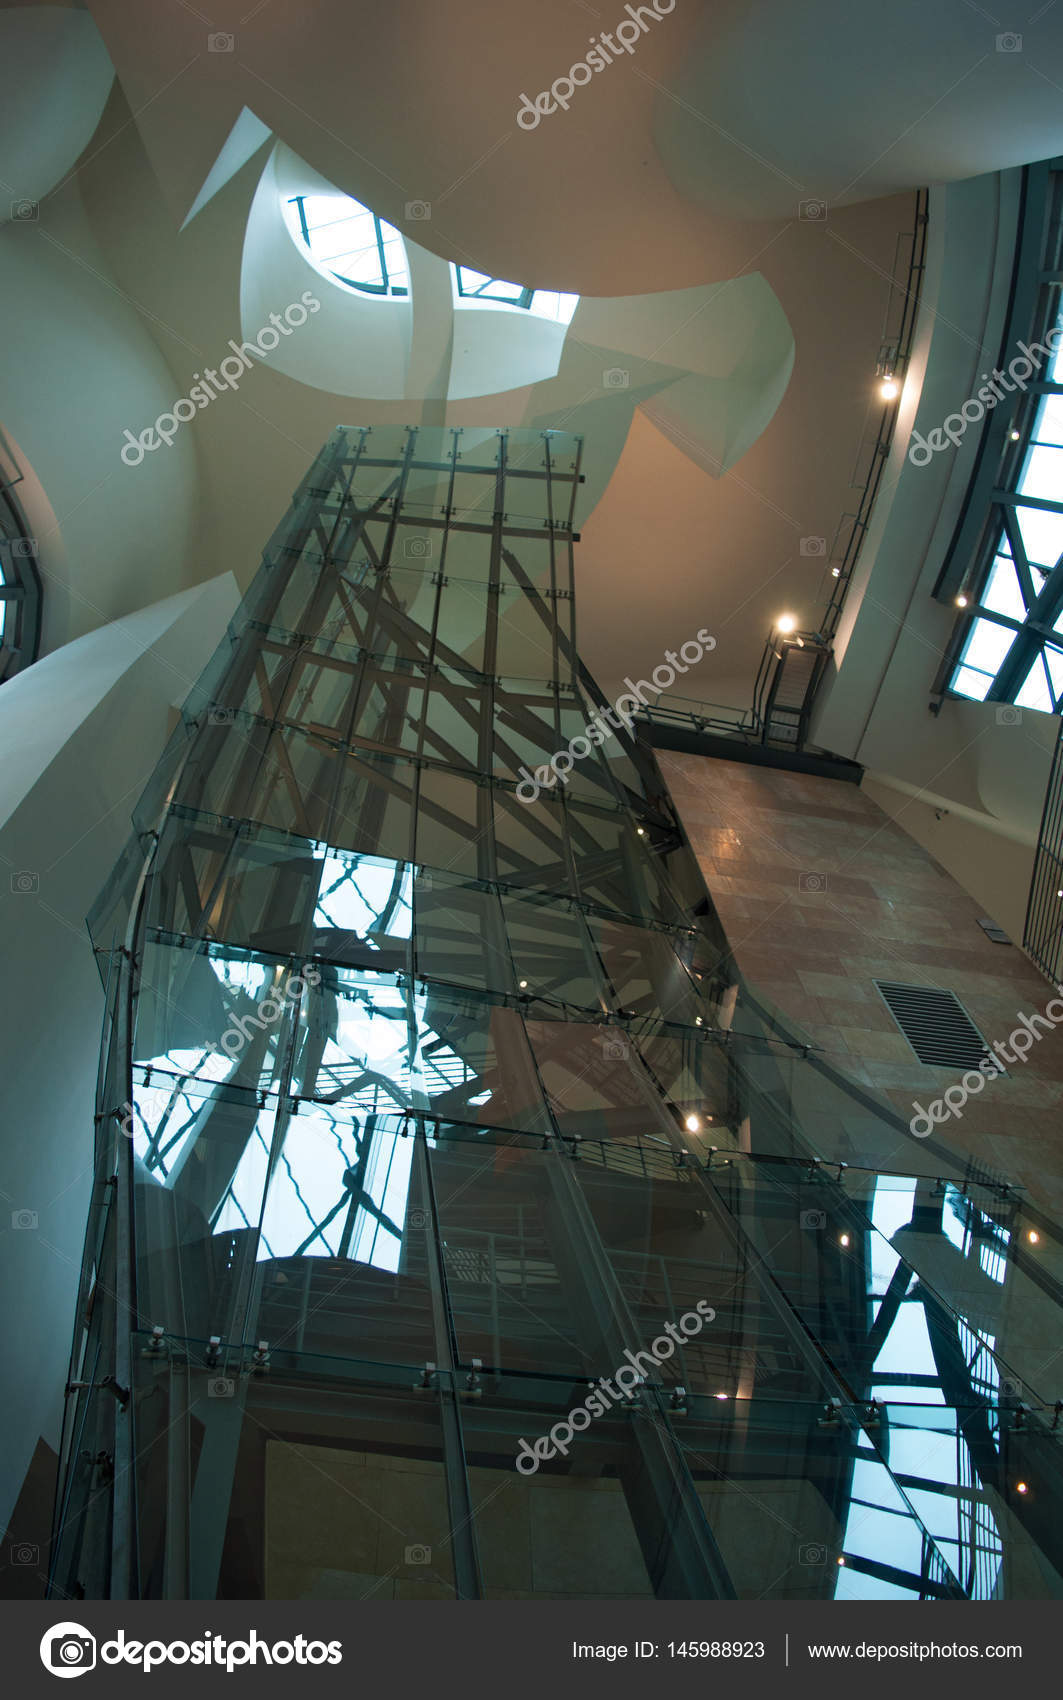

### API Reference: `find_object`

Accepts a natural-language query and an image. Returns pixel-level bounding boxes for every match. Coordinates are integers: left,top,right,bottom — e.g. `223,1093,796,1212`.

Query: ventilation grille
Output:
874,980,995,1069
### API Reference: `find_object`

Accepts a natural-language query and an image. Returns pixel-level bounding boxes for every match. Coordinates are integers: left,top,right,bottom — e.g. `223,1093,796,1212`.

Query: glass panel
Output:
1016,653,1054,711
1015,500,1063,570
264,1440,459,1601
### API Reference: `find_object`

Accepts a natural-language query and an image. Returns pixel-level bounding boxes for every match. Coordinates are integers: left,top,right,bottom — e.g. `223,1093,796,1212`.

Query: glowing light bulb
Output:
776,613,797,634
1028,1230,1040,1244
1010,428,1021,441
880,377,899,400
685,1114,701,1133
519,979,528,990
956,593,969,608
1016,1480,1029,1495
840,1233,850,1247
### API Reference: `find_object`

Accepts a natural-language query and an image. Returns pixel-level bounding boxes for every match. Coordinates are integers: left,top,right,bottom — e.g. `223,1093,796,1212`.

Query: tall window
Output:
941,161,1063,712
284,193,409,297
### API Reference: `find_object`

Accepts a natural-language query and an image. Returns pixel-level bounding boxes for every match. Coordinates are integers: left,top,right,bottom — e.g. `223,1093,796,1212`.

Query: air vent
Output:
874,980,996,1069
977,916,1011,945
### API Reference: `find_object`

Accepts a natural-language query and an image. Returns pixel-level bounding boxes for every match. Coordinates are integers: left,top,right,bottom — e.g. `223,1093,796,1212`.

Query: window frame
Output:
286,193,409,298
936,158,1063,712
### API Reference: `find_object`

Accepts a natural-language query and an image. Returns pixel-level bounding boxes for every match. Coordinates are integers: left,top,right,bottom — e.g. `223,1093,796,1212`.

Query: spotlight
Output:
831,566,841,578
879,376,899,400
714,1392,729,1401
1010,428,1021,441
1028,1229,1040,1245
839,1232,850,1247
1016,1480,1029,1495
837,1555,846,1566
519,979,528,990
776,613,797,635
956,593,969,608
685,1114,701,1133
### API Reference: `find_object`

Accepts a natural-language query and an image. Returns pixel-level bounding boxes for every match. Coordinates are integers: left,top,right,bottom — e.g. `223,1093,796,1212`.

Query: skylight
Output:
284,192,409,297
452,264,578,324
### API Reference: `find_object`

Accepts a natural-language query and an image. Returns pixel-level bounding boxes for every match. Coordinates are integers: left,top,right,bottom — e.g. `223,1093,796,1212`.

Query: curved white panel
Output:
240,146,412,400
0,6,114,222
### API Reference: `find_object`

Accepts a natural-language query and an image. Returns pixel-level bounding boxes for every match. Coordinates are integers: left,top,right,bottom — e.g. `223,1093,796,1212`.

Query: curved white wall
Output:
0,189,200,653
0,6,114,225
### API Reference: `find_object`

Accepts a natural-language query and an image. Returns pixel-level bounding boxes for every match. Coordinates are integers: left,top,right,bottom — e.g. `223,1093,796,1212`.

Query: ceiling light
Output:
879,377,899,400
1016,1480,1029,1495
1028,1229,1040,1244
685,1114,700,1133
1010,428,1021,441
776,613,797,634
837,1556,846,1565
714,1392,729,1400
519,979,528,990
839,1232,850,1247
831,566,841,578
955,593,969,608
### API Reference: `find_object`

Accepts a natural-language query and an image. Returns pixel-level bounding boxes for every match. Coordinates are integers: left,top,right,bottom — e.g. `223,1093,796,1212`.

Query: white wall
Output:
0,575,239,1540
0,185,201,654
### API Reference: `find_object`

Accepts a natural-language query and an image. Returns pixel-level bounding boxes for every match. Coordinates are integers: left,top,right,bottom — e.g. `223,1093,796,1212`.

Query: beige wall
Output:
661,751,1063,1217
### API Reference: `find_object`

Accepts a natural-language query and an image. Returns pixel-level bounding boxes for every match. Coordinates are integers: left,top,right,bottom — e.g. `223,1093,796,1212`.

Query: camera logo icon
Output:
405,200,431,221
12,1209,38,1230
12,1541,39,1565
800,536,827,557
800,1209,826,1231
12,537,38,556
11,870,39,894
799,199,827,221
799,1542,828,1565
11,199,39,221
408,1208,428,1229
603,368,629,389
404,537,432,559
208,1377,235,1398
208,32,234,51
799,871,827,893
996,705,1021,726
404,1543,431,1565
602,1036,630,1060
40,1623,97,1678
996,32,1022,51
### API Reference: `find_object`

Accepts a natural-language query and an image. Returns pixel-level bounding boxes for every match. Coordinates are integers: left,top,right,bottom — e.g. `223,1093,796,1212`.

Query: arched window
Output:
0,473,42,683
283,193,409,297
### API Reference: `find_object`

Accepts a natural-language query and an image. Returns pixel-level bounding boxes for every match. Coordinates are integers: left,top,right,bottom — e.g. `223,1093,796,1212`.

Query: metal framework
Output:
49,426,1063,1602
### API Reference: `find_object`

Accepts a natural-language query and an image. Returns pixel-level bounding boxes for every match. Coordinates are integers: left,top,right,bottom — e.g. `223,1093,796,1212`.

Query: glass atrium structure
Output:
51,427,1063,1601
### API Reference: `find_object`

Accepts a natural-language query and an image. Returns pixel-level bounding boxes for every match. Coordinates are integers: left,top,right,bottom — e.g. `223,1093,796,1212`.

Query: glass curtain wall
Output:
51,427,1063,1602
